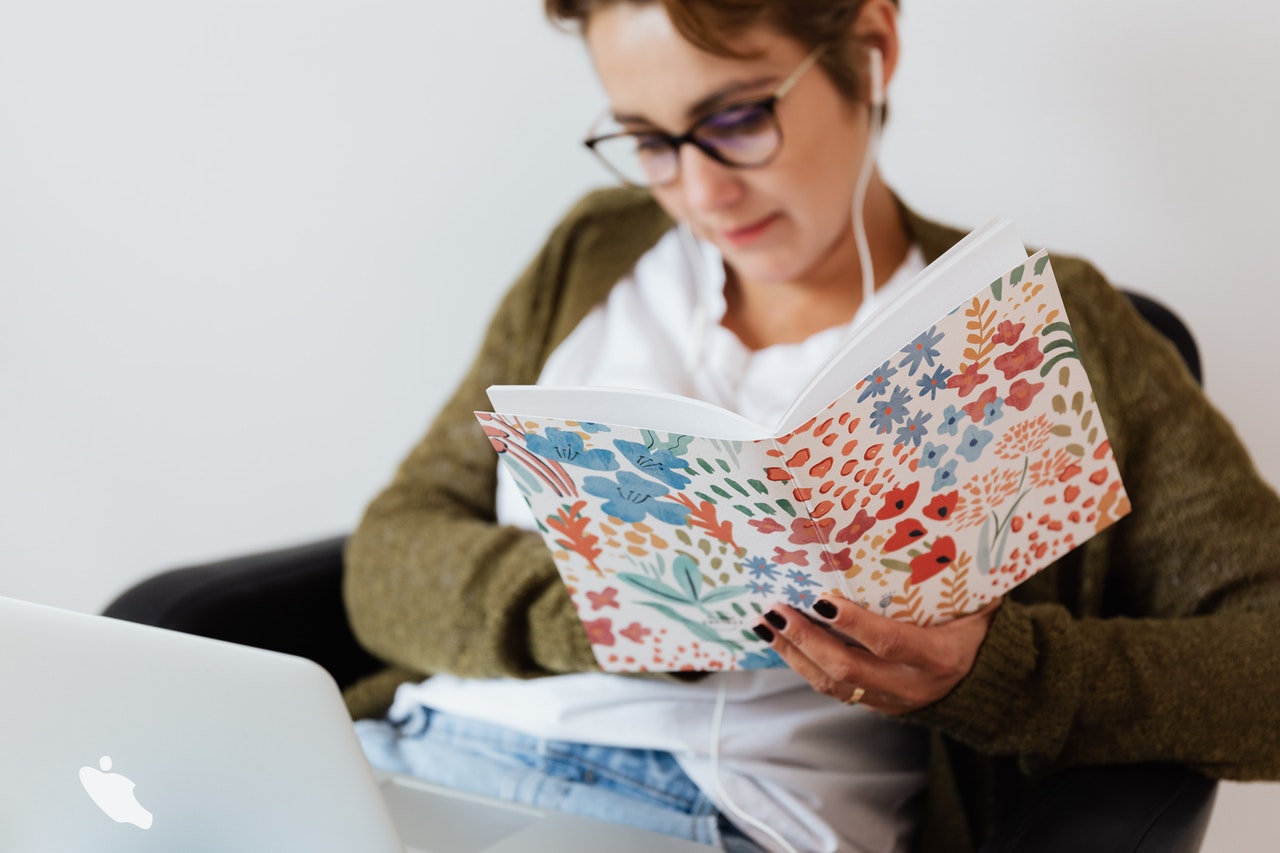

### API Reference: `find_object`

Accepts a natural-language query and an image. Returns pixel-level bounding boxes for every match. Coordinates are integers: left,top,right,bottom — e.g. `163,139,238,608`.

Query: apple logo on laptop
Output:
79,756,154,830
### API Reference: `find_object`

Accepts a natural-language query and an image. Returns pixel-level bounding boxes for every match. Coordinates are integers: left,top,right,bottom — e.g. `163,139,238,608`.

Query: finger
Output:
762,624,886,709
809,596,955,669
764,605,877,673
757,606,910,701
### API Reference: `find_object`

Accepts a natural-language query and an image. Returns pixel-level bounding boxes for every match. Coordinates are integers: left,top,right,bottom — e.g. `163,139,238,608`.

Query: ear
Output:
852,0,901,94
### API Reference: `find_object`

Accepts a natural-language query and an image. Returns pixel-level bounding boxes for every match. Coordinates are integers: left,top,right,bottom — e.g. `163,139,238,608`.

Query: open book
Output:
476,221,1129,672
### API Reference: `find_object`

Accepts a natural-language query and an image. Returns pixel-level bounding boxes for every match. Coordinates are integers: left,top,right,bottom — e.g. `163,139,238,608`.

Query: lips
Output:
720,213,779,247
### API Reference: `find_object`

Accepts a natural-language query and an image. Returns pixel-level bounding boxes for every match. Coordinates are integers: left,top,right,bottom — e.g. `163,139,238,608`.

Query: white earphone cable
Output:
708,683,800,853
849,47,885,334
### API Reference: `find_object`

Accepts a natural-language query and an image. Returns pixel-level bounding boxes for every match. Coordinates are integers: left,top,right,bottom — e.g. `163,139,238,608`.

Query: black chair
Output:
102,291,1216,853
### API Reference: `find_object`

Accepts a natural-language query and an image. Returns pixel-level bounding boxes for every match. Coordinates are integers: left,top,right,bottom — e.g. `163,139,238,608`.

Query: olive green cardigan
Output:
343,188,1280,852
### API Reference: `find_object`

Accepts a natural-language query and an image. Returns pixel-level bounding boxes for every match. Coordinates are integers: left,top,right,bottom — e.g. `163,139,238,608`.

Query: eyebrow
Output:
611,74,781,129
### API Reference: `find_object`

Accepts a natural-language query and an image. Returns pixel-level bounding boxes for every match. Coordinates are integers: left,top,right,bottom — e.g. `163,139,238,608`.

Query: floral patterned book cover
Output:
476,247,1128,672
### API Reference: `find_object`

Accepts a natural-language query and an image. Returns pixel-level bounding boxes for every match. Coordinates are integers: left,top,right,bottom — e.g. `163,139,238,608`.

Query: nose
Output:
675,144,744,215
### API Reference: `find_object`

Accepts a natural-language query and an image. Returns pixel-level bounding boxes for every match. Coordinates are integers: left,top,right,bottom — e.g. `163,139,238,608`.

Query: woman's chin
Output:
719,249,812,287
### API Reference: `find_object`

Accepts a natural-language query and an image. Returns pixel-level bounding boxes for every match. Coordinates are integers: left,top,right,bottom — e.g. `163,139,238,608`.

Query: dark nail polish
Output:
764,610,787,631
813,599,838,619
752,623,775,642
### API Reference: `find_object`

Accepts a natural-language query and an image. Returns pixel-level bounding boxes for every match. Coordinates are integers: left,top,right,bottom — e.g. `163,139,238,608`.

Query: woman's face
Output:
585,4,871,288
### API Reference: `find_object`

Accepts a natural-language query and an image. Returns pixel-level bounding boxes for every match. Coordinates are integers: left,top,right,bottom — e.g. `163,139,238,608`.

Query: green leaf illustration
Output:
640,602,744,652
1034,255,1050,275
673,554,701,601
701,585,750,605
617,572,694,605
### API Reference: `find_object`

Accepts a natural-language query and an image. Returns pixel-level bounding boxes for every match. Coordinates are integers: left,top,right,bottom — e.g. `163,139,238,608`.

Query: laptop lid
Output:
0,595,405,853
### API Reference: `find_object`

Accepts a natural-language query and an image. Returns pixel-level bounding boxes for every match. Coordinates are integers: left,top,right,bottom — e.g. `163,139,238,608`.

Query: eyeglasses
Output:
583,47,824,189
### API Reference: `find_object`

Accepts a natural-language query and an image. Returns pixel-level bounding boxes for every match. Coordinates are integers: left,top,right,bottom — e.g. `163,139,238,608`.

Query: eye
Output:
697,101,774,139
633,133,668,154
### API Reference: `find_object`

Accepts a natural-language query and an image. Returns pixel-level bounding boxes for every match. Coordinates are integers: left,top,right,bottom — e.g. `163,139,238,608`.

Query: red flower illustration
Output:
835,509,876,544
620,622,651,644
993,337,1044,380
876,482,920,520
584,618,615,646
748,517,786,534
909,536,956,584
586,587,620,610
992,320,1025,346
819,548,854,573
884,517,928,552
962,386,999,424
946,362,989,397
1005,378,1046,411
773,547,810,566
923,491,959,521
789,517,835,545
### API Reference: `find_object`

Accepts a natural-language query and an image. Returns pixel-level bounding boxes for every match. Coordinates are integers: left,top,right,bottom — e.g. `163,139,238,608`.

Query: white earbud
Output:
867,46,885,108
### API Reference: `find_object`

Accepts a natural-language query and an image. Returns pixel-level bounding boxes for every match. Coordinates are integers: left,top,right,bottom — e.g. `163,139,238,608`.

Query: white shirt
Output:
395,229,929,853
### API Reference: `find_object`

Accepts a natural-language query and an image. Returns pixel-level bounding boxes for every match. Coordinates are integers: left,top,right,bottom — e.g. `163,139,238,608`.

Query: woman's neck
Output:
720,176,910,351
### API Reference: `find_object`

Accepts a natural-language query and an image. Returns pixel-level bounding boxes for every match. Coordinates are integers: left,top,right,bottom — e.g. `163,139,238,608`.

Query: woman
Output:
345,1,1280,851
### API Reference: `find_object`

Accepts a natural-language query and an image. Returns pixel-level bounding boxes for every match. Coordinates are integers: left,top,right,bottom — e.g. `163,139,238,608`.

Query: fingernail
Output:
752,623,775,642
813,599,838,619
764,610,787,630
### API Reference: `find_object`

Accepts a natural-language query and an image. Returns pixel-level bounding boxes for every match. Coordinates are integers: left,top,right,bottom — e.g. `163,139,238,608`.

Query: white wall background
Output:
1,1,1276,848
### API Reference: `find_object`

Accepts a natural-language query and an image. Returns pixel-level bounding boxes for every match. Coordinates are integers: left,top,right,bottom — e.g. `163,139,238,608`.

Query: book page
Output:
486,385,773,441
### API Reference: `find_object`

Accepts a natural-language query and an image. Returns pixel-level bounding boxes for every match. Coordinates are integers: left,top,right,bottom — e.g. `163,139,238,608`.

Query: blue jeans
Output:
355,703,765,851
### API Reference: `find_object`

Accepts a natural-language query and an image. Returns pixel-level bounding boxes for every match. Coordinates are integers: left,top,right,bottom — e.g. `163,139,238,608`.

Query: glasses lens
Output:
694,102,780,166
590,133,677,187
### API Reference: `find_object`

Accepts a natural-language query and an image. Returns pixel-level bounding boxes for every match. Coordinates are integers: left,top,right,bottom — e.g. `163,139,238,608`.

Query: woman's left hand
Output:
753,597,1001,714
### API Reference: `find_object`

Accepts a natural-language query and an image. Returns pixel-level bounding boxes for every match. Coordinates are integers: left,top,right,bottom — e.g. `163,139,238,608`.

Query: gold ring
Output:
845,687,866,706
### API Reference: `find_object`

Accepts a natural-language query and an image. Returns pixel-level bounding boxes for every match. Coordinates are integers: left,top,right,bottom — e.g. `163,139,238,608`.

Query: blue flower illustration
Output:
784,584,819,608
580,422,611,433
582,471,691,525
956,424,994,463
938,405,963,437
526,428,619,471
739,649,786,669
915,365,953,401
744,556,780,581
857,360,898,403
898,325,944,376
747,580,775,596
870,385,912,434
932,459,959,492
895,411,932,447
920,441,948,469
979,397,1005,426
613,439,690,489
785,568,820,588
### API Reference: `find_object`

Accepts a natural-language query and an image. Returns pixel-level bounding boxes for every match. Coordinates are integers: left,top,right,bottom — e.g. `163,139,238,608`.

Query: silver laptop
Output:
0,595,712,852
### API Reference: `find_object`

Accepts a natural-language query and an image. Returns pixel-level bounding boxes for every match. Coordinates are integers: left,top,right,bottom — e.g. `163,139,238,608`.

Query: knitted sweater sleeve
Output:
341,194,641,681
906,258,1280,780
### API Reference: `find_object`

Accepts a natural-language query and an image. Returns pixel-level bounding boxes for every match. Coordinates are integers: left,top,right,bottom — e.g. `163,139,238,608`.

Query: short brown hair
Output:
544,0,897,103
